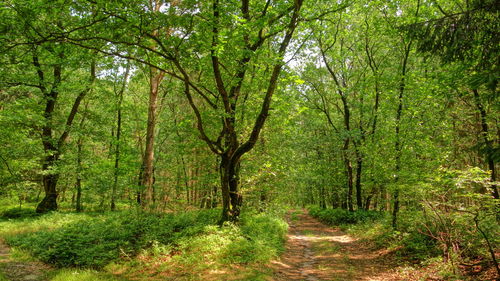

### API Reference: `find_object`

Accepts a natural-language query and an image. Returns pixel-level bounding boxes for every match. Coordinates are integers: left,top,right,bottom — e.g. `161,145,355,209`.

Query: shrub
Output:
6,209,220,268
223,214,288,263
1,207,38,219
308,205,384,225
4,208,287,271
413,167,500,265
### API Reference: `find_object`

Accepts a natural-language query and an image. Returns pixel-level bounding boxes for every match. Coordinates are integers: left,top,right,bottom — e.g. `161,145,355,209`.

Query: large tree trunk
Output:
219,154,242,223
140,68,164,208
35,59,61,213
175,0,303,224
35,56,95,213
139,0,164,208
36,155,60,213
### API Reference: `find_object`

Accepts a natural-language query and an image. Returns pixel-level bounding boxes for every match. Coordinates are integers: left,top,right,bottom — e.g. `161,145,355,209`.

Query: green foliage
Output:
47,269,128,281
101,212,288,280
0,0,498,278
346,167,500,266
413,167,500,262
3,209,286,270
223,214,288,264
398,232,441,261
308,206,384,225
0,212,94,238
330,210,441,261
0,207,37,219
6,209,219,268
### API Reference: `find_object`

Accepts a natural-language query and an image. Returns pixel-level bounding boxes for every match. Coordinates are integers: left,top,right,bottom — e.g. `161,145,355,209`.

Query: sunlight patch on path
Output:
288,234,356,244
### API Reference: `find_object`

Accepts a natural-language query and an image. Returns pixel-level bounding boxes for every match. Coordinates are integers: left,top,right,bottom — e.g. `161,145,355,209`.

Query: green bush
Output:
4,208,287,271
399,231,441,260
223,214,288,263
6,209,220,268
1,207,38,219
409,168,500,264
308,206,383,225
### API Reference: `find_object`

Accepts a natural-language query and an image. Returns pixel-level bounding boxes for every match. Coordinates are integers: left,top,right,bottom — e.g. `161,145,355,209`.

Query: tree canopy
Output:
0,0,498,279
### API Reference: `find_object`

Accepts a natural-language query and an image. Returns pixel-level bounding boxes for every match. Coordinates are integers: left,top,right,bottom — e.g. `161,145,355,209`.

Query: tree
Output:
406,0,499,199
0,1,100,212
111,61,131,211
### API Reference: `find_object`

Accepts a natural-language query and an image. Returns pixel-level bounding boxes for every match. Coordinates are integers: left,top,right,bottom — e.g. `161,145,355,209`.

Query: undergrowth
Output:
0,271,8,281
307,206,441,262
46,269,129,281
1,207,38,219
114,212,287,280
308,204,498,280
4,209,220,268
1,207,287,278
307,205,383,225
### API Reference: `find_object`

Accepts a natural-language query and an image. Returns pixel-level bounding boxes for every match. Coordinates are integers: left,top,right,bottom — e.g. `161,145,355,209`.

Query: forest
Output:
0,0,498,280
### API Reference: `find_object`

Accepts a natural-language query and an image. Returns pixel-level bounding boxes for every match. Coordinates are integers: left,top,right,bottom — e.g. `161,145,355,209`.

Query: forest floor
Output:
272,210,405,281
0,239,51,281
0,210,404,281
0,210,496,281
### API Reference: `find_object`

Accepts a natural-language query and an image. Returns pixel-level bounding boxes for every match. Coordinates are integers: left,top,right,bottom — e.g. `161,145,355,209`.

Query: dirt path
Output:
272,211,399,281
0,240,51,281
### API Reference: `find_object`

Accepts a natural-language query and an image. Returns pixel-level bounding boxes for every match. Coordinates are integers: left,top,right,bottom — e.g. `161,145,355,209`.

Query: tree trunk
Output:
212,184,218,208
110,99,121,211
75,138,83,212
472,89,499,199
364,185,378,211
111,63,130,211
392,48,409,229
136,165,143,205
219,155,242,223
320,185,326,208
36,155,60,213
35,56,95,213
343,143,354,212
391,0,420,229
354,145,363,209
140,68,164,208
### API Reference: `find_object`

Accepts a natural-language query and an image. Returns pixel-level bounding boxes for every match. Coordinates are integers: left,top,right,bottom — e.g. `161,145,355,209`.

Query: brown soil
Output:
0,240,51,281
272,211,401,281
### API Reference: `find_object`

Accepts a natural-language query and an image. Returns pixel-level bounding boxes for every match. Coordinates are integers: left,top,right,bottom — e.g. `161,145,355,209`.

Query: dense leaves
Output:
0,0,498,278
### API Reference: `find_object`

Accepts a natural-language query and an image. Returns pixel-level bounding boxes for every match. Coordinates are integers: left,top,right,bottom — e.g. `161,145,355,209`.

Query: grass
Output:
47,269,129,281
307,206,441,261
0,271,8,281
0,211,96,238
289,209,301,222
8,247,37,262
311,240,340,256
